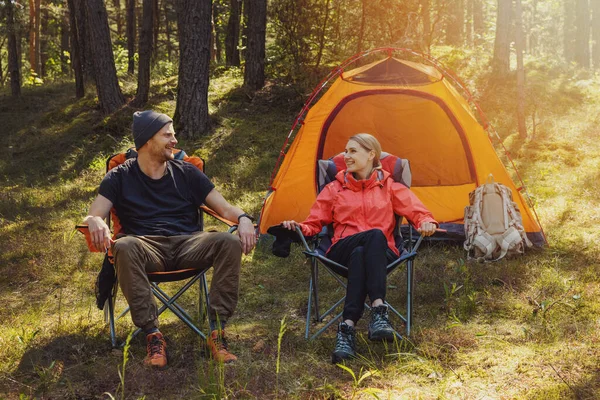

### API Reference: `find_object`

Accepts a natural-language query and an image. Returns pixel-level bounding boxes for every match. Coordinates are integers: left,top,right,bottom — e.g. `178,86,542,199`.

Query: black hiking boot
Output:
368,305,395,342
331,322,356,364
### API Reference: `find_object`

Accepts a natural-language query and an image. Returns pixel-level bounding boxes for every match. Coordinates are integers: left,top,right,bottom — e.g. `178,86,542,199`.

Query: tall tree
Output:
357,0,366,52
243,0,266,90
564,0,576,63
67,0,84,97
126,0,136,74
472,0,484,46
86,0,125,114
164,0,173,61
6,0,21,96
492,0,511,76
40,1,49,78
74,0,94,81
420,0,431,51
314,0,330,70
515,0,526,138
592,0,600,68
446,0,464,46
133,0,154,106
574,0,590,68
173,0,212,137
113,0,123,36
28,0,41,75
225,0,240,66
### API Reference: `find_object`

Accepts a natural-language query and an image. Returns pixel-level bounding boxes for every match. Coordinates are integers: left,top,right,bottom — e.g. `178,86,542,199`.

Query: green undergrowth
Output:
1,61,600,399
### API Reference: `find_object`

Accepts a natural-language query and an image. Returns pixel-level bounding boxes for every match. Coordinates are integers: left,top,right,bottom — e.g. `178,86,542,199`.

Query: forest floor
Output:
1,62,600,399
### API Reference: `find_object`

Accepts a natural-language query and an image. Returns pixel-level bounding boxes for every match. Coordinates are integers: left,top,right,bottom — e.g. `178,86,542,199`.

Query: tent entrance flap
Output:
317,91,477,187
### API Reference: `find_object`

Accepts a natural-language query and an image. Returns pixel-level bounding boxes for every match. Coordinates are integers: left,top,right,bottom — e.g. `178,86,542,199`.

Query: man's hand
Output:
237,217,256,255
85,215,112,252
417,221,437,237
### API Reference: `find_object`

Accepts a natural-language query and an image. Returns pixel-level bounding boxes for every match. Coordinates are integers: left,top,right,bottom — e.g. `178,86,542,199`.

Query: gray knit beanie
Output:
132,110,173,149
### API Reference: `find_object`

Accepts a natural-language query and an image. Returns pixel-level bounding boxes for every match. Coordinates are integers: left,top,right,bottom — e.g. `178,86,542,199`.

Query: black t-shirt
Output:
99,158,215,236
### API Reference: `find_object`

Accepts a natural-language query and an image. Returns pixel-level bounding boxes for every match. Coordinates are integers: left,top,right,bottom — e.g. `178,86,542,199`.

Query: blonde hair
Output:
348,133,382,169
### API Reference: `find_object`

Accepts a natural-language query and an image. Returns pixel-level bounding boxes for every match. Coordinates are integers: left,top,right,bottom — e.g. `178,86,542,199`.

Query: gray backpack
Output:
463,175,532,262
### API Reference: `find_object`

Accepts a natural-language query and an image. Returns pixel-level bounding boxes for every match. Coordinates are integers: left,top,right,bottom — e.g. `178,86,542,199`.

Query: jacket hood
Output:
335,169,391,191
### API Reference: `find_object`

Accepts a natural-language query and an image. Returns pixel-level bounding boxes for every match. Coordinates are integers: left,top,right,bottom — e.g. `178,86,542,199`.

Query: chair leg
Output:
305,277,313,340
199,274,210,331
311,259,321,322
107,297,117,348
406,259,413,337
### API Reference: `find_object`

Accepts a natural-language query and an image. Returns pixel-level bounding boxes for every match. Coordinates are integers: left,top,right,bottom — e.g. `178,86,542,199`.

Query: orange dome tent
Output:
258,48,546,246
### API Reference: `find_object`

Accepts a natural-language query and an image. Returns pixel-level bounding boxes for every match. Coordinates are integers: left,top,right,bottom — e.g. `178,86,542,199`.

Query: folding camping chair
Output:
77,148,239,348
297,152,425,340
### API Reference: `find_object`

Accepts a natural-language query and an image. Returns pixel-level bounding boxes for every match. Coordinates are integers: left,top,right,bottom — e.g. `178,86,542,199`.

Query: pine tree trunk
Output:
133,0,154,106
243,0,266,90
492,0,511,76
113,0,123,36
153,0,159,62
34,0,41,75
357,0,366,53
241,0,248,61
473,0,484,46
74,0,94,82
6,0,21,96
213,1,223,63
29,0,36,75
173,0,211,138
564,0,576,63
446,0,464,46
86,0,125,114
314,0,331,70
67,0,85,98
40,2,49,78
225,0,240,66
127,0,136,74
515,0,527,139
575,0,590,68
592,0,600,68
164,0,172,61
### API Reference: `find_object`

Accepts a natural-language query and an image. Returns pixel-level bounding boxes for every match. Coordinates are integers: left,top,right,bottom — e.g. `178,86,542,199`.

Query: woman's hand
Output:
418,221,437,237
282,220,301,232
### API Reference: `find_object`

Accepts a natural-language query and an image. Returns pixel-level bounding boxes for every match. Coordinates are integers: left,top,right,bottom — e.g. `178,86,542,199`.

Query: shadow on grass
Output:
0,83,134,188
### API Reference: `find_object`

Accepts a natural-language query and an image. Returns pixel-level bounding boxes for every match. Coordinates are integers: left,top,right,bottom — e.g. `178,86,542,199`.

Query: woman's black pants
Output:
327,229,396,324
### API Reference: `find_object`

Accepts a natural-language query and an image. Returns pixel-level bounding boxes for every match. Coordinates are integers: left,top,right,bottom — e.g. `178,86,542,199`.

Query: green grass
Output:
1,59,600,399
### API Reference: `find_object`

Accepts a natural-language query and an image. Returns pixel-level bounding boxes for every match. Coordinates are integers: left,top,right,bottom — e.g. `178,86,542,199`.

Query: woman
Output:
282,133,437,363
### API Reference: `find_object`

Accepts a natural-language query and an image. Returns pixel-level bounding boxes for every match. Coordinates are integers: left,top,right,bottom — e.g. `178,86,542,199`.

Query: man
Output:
84,110,256,368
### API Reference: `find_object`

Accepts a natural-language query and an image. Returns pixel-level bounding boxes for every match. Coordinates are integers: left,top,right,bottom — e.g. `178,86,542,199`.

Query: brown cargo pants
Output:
112,231,242,332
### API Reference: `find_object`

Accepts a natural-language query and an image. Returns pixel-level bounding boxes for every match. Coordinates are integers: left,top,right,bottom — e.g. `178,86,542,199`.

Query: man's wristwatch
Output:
237,213,255,223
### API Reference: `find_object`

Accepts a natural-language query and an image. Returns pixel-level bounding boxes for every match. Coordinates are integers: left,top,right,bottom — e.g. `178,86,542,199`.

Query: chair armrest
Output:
75,224,103,253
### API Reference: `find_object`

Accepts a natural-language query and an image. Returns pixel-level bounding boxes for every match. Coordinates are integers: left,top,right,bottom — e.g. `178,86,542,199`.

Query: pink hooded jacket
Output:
300,169,437,255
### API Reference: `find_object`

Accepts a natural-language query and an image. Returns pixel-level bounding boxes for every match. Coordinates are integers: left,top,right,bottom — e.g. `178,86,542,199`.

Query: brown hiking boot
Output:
207,330,237,363
144,332,167,369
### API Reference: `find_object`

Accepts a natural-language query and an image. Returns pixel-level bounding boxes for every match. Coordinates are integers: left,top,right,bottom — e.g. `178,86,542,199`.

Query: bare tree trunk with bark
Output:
357,0,366,53
225,0,240,66
446,0,464,46
492,0,511,76
515,0,526,139
86,0,125,114
575,0,590,68
592,0,600,68
113,0,123,36
314,0,331,70
473,0,484,46
243,0,266,90
67,0,85,98
133,0,154,106
6,0,21,96
564,0,576,63
127,0,136,74
173,0,211,138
